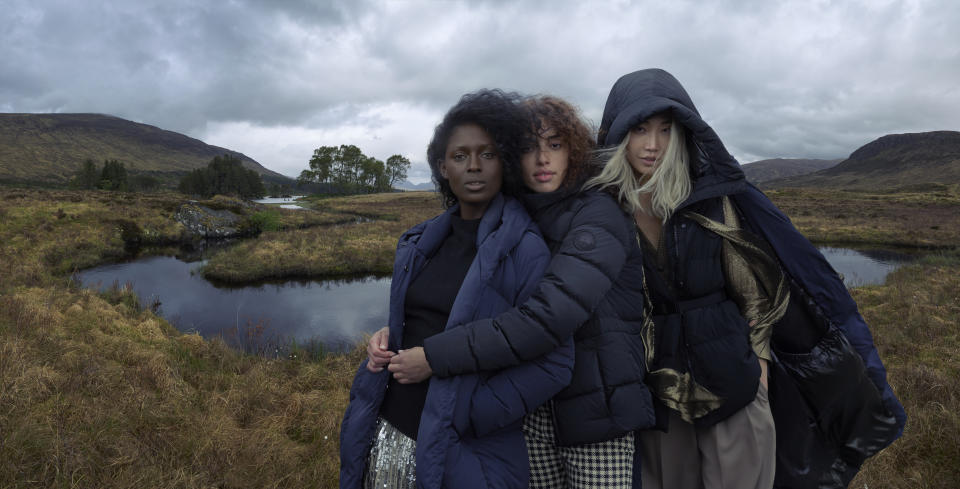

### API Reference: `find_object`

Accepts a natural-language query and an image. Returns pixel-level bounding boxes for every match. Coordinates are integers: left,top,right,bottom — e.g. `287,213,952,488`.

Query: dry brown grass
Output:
0,187,372,487
767,186,960,248
202,192,441,282
849,257,960,488
2,186,957,487
0,285,366,488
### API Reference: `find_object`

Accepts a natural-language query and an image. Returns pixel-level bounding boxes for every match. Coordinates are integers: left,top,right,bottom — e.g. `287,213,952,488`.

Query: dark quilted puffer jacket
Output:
424,188,656,446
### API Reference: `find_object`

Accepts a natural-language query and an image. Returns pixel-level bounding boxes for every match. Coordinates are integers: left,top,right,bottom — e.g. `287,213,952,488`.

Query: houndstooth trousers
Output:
522,401,635,489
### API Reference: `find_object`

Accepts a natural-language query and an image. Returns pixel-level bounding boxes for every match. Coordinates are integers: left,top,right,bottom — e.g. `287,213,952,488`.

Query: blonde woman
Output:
589,68,905,489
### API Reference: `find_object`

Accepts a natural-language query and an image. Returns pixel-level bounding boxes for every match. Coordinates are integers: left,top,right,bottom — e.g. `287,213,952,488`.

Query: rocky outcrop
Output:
174,202,243,238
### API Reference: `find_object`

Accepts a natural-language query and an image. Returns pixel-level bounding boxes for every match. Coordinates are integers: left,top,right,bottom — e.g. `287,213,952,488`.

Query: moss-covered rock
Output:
174,202,243,238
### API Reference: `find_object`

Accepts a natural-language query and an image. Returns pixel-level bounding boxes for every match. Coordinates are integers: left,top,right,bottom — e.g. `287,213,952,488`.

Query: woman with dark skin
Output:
340,89,573,489
376,96,656,488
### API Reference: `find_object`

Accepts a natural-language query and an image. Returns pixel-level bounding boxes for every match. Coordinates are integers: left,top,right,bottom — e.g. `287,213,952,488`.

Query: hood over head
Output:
598,68,745,205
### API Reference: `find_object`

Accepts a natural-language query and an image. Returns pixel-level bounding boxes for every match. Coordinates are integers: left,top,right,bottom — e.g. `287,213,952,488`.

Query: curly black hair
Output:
427,89,529,208
524,95,597,188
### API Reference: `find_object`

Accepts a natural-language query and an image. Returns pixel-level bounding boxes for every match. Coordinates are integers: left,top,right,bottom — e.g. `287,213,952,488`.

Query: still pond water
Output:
77,246,916,352
77,255,390,352
253,196,307,209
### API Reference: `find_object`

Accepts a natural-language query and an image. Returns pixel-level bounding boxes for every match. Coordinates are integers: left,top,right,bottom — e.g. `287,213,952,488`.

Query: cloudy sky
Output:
3,0,958,183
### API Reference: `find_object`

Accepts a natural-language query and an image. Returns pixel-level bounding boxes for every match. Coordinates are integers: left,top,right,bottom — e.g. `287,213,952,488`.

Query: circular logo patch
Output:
572,230,596,251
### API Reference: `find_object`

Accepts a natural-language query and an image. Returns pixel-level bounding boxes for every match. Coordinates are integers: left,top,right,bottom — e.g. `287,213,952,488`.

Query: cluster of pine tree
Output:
71,159,130,191
178,154,265,199
297,145,410,194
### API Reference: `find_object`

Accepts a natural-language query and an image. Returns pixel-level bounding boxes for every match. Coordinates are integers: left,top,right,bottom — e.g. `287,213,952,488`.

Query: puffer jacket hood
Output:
598,68,745,209
598,68,906,487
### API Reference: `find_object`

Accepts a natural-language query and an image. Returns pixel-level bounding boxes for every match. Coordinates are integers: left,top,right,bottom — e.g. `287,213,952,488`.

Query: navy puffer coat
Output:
339,195,574,489
424,188,656,446
599,68,905,488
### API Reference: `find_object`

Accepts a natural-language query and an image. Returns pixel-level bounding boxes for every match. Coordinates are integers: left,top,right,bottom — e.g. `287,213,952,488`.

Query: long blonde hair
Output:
586,119,691,221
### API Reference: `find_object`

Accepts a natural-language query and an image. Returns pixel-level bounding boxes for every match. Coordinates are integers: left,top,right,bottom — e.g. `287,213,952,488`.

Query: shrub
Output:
241,210,282,235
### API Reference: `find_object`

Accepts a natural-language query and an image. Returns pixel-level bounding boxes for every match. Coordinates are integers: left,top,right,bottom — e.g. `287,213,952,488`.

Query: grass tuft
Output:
1,186,957,486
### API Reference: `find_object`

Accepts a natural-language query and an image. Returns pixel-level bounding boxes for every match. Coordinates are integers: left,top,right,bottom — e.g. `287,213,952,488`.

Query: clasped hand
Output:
365,326,433,383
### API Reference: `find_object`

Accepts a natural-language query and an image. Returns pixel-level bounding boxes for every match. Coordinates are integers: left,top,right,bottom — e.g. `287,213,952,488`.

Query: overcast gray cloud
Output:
3,0,958,181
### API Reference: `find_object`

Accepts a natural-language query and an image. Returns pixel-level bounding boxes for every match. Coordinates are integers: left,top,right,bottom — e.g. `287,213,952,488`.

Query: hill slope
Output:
0,113,289,184
764,131,960,189
742,158,841,184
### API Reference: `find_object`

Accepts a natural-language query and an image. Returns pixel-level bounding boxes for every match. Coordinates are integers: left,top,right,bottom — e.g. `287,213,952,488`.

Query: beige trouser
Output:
640,383,776,489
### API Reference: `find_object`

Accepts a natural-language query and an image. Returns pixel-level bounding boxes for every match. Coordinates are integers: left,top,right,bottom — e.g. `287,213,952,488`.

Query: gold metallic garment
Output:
686,196,789,362
639,197,789,423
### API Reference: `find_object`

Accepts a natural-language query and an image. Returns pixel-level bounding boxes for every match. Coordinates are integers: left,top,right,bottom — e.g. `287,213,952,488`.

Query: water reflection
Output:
253,195,305,204
816,246,915,287
75,245,916,353
76,255,390,352
254,196,306,209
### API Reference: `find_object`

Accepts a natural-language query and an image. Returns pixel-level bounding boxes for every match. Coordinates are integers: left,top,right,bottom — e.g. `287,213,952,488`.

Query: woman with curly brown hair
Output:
382,95,656,488
342,89,574,489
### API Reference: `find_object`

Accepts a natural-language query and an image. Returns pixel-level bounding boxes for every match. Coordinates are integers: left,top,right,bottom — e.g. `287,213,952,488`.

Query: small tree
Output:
385,155,411,190
71,159,100,189
99,160,128,191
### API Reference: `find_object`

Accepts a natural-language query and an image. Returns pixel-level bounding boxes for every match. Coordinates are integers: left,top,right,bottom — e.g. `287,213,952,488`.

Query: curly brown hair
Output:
523,95,597,188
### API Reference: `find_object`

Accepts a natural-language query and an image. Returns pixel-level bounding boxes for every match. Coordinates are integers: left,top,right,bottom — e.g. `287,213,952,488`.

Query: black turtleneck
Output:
379,214,480,439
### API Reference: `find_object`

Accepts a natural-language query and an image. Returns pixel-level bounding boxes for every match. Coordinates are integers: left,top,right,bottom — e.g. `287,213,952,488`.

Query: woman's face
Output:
439,123,503,219
626,113,672,180
521,123,569,193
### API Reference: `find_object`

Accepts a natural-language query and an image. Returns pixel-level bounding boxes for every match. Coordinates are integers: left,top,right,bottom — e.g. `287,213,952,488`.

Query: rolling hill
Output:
395,179,436,191
0,113,291,185
763,131,960,189
741,158,842,184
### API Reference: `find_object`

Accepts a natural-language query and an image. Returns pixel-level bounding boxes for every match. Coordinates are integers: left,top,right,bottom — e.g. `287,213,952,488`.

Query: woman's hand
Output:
366,327,395,373
388,347,433,384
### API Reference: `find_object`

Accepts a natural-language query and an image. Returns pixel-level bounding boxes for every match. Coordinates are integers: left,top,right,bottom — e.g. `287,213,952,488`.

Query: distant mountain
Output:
763,131,960,190
395,179,435,191
0,113,292,186
742,158,842,184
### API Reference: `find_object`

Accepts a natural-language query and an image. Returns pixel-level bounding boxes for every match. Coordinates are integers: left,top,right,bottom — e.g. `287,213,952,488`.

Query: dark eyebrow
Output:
449,142,497,153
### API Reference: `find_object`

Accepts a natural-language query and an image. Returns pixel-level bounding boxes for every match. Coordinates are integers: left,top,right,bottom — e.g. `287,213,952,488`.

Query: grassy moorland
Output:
849,255,960,489
765,184,960,248
0,188,387,488
200,192,440,282
0,185,958,487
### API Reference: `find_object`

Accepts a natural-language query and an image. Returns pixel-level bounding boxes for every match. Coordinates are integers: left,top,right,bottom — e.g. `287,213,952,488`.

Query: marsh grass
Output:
849,254,960,488
0,187,369,487
767,187,960,248
0,285,366,488
201,192,440,282
2,186,958,487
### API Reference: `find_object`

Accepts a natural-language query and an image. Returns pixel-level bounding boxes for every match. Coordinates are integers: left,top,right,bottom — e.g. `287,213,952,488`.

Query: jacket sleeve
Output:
424,192,634,377
465,230,575,437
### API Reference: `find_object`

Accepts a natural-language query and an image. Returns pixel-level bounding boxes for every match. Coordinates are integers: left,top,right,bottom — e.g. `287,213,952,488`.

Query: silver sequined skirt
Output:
364,417,417,489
